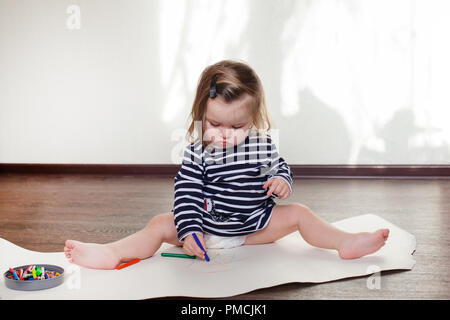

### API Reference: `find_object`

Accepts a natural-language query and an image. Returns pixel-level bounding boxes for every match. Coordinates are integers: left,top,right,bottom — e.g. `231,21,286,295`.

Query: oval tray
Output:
4,264,64,291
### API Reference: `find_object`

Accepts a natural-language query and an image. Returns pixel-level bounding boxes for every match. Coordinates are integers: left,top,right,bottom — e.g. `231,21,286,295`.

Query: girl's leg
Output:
64,212,183,270
244,203,389,259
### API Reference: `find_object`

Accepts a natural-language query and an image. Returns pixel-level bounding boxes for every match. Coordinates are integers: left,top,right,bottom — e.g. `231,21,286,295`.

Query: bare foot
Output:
338,229,390,259
64,240,121,270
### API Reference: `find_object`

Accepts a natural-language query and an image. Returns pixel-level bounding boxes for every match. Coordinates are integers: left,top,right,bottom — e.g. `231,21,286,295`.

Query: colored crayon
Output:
9,268,20,281
192,233,210,262
25,265,33,274
115,258,141,270
161,252,196,259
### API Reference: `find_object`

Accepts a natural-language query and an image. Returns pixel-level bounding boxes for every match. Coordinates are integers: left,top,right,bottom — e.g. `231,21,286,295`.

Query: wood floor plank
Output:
0,174,448,299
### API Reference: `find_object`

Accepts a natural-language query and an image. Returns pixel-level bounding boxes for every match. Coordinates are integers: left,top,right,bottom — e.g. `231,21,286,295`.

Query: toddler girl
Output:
64,59,389,269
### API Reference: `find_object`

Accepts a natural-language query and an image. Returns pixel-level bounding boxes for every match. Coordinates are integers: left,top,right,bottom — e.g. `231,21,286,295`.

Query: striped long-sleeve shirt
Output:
172,131,294,242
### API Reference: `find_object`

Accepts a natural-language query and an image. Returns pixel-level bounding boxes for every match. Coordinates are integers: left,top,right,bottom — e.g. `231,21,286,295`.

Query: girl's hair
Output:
185,59,273,147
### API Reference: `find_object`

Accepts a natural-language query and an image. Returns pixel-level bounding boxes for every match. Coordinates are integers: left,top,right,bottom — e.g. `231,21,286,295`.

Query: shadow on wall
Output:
282,88,352,165
164,1,450,166
281,90,450,165
356,108,450,165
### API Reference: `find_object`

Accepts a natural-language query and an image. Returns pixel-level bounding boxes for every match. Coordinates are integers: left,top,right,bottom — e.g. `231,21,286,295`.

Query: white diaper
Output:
203,233,246,249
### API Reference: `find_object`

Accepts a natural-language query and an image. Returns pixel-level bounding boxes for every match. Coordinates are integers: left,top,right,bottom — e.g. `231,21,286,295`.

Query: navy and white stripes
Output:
172,132,294,242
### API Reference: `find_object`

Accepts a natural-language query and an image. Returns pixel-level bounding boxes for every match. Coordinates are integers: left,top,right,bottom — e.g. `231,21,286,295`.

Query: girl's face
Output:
203,93,253,149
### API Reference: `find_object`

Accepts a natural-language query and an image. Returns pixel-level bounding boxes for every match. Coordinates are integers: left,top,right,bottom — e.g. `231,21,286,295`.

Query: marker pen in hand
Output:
192,233,210,262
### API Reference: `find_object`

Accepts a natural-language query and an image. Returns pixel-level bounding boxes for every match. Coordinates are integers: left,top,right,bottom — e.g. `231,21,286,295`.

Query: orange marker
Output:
115,258,140,270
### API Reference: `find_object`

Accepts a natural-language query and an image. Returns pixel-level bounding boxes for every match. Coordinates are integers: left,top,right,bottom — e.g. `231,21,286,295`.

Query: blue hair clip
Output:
209,75,217,98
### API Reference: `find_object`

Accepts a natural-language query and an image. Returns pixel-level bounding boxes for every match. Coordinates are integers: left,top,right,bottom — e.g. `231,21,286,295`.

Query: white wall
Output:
1,0,449,165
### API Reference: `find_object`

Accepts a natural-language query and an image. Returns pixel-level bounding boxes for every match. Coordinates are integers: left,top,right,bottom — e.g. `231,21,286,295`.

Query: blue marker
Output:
192,233,210,262
11,271,20,281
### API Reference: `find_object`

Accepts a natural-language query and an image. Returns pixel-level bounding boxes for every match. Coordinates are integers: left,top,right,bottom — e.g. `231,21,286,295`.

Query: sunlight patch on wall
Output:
281,0,450,163
160,0,249,123
411,0,450,151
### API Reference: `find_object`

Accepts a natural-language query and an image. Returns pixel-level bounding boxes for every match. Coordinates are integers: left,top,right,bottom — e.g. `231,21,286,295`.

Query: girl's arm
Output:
265,138,294,198
173,143,205,242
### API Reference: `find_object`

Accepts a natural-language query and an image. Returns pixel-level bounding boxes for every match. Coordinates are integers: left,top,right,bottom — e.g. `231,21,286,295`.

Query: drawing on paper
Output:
162,246,251,274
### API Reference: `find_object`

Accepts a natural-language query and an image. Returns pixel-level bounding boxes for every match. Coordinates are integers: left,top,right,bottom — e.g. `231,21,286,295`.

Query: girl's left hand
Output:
263,177,290,200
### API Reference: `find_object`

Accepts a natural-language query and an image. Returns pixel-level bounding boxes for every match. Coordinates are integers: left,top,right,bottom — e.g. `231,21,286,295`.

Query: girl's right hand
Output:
182,233,207,260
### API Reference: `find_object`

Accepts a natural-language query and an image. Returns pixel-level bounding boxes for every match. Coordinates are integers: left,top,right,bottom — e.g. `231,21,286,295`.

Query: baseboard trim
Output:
1,163,449,178
290,165,450,178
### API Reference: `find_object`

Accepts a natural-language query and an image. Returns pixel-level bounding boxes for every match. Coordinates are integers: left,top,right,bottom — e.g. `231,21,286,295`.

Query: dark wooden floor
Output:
0,174,448,299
